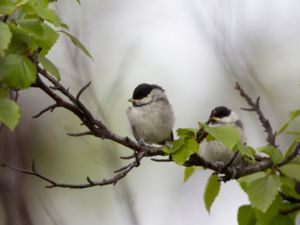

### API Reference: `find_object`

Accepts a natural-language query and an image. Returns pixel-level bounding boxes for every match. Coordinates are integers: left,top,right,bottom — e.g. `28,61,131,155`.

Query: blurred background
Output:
1,0,300,224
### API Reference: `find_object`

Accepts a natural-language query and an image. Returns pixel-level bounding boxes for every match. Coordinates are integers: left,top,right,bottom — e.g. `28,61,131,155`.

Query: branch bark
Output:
1,74,297,188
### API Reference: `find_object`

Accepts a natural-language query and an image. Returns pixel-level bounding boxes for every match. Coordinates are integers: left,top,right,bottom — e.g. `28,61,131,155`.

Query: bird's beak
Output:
207,117,220,124
128,98,134,103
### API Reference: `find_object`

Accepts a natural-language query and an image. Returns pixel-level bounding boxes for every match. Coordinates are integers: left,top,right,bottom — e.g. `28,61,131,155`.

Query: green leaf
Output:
277,110,300,136
254,196,282,225
12,20,59,56
280,164,300,181
257,145,283,164
0,21,12,56
172,138,198,165
0,87,8,98
237,205,256,225
239,171,267,186
0,98,20,130
184,166,197,182
176,128,196,138
0,0,16,15
162,138,184,154
0,54,37,89
59,30,93,59
15,0,30,7
284,138,300,158
38,55,60,80
269,215,294,225
32,6,62,27
204,174,220,213
203,124,240,150
241,174,280,212
237,143,256,163
280,176,300,200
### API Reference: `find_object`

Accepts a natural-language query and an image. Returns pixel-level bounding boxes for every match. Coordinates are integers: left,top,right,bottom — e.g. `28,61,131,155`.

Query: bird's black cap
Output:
132,83,164,100
210,106,231,119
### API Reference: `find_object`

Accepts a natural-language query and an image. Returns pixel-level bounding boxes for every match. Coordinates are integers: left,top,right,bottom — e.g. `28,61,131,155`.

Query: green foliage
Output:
239,172,280,212
269,215,294,225
237,205,256,225
38,55,60,80
1,1,300,224
280,176,300,199
0,0,16,15
59,30,93,59
236,143,256,163
162,128,198,165
0,98,20,130
0,54,36,88
277,109,300,136
254,196,283,225
283,137,300,158
0,21,12,57
0,0,91,129
201,123,240,150
183,166,197,182
280,164,300,181
257,145,283,164
204,174,220,213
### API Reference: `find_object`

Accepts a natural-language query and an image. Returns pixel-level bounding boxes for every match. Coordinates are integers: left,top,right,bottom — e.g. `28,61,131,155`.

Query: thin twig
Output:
151,158,172,162
279,192,300,203
67,131,93,137
32,103,59,118
278,142,300,167
235,82,277,147
120,154,135,160
76,81,91,102
280,205,300,215
2,74,292,187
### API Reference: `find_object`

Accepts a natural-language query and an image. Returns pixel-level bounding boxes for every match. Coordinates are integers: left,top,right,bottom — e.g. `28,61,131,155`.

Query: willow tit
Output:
200,106,245,167
127,83,174,145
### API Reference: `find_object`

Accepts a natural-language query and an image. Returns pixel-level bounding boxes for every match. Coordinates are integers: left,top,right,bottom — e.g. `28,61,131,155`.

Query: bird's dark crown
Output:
132,83,164,100
210,106,231,118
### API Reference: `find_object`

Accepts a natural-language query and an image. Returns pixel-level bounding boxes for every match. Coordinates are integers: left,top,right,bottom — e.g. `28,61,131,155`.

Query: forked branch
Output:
1,77,298,188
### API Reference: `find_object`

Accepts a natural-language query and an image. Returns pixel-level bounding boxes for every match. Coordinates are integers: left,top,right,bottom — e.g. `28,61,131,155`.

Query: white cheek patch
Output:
219,111,239,124
135,94,152,105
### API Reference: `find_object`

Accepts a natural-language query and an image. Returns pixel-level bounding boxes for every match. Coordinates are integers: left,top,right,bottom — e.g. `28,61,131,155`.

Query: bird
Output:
199,106,245,167
127,83,174,145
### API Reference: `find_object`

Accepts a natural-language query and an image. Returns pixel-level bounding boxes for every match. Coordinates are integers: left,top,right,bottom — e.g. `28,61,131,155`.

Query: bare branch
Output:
151,158,172,162
120,154,135,160
67,131,93,137
32,103,59,118
278,142,300,167
76,81,92,102
280,205,300,215
235,82,277,147
0,150,146,188
3,63,288,187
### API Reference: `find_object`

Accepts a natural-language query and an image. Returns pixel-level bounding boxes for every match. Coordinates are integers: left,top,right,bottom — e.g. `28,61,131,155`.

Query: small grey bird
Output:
200,106,245,167
127,83,174,145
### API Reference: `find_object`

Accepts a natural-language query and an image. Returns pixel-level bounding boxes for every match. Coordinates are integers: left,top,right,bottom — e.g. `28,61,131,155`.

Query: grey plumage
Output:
200,106,245,167
127,84,174,144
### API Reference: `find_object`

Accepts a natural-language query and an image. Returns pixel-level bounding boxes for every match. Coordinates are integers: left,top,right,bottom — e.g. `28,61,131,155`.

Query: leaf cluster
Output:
162,111,300,225
0,0,90,130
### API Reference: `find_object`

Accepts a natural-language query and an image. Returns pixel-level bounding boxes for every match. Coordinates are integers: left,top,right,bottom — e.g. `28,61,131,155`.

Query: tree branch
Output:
2,76,296,187
235,82,277,147
278,142,300,167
